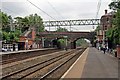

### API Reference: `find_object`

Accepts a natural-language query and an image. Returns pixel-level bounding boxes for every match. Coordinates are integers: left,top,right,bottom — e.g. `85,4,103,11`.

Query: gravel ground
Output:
46,49,85,79
9,51,73,78
25,50,76,78
2,49,60,64
2,50,73,78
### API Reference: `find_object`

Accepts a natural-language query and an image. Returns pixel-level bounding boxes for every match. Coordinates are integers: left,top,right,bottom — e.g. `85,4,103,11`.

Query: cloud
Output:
1,0,112,31
1,2,29,17
1,0,111,19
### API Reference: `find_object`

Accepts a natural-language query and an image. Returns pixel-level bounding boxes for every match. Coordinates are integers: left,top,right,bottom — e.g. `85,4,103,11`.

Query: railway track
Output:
1,49,60,64
2,49,76,79
2,48,85,79
40,49,85,79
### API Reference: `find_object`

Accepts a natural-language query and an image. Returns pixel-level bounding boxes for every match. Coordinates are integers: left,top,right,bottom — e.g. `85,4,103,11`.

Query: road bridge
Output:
38,31,95,40
38,31,95,49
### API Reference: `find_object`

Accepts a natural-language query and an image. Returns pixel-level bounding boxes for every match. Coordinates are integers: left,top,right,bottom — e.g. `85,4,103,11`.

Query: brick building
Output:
96,10,115,49
18,27,39,50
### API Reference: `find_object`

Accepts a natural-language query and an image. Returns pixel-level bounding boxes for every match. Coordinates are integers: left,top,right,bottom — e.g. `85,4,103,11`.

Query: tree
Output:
76,39,88,47
14,14,44,33
106,0,120,48
57,39,66,49
14,17,23,32
0,12,21,42
2,31,10,42
2,30,21,42
1,11,44,43
115,9,120,44
0,12,9,31
109,0,120,10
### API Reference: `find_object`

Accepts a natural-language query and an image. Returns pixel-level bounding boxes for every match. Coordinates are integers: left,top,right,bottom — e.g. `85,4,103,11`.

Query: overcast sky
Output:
1,0,112,31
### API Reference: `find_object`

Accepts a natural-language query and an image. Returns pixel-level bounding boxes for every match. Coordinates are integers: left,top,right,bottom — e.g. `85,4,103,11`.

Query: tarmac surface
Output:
62,47,118,79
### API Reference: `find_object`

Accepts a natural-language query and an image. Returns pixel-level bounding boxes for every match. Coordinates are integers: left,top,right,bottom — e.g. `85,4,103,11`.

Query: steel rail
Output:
40,49,83,79
2,50,76,79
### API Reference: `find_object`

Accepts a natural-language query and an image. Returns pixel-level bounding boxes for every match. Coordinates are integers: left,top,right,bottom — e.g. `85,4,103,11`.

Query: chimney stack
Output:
105,9,107,14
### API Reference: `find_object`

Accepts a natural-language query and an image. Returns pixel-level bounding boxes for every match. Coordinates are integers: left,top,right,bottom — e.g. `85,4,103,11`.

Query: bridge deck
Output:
61,47,118,79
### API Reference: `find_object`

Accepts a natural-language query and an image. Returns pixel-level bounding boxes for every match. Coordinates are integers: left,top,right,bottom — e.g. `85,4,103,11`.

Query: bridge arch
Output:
71,37,91,49
38,31,95,49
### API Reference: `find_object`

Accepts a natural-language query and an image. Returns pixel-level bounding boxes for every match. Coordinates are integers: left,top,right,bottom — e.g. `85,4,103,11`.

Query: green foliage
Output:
3,31,10,41
106,27,114,39
76,39,88,47
95,25,100,32
116,9,120,30
57,39,66,48
109,0,120,10
14,14,44,33
56,27,68,32
2,30,21,42
1,11,44,43
58,39,65,44
113,9,120,45
106,27,119,45
107,1,120,46
0,12,9,30
0,12,14,32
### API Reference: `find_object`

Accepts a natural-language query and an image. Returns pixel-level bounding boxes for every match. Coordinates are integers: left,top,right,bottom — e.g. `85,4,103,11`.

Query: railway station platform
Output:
61,47,118,79
0,48,55,55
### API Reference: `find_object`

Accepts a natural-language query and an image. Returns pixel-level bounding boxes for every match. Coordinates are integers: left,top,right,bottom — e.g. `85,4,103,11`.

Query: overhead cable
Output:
27,0,56,20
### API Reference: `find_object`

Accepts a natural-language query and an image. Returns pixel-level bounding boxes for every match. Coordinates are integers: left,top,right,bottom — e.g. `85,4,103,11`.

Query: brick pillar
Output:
117,45,120,58
71,41,76,49
71,42,74,49
73,41,76,49
31,28,36,40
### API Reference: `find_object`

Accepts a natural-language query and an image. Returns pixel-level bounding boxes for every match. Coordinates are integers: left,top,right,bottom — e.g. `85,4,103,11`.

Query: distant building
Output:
96,10,115,48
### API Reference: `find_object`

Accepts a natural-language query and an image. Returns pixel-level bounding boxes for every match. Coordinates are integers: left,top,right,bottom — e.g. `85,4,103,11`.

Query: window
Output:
104,26,107,30
107,17,109,21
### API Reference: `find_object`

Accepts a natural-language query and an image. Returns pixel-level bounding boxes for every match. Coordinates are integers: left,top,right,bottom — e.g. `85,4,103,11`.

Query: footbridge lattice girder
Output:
43,19,100,27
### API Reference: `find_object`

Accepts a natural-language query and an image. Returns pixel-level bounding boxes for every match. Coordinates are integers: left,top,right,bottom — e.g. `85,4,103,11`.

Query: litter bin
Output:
117,45,120,58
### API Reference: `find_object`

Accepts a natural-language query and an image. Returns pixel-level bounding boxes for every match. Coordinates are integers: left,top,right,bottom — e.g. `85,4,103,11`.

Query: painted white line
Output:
60,48,88,79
